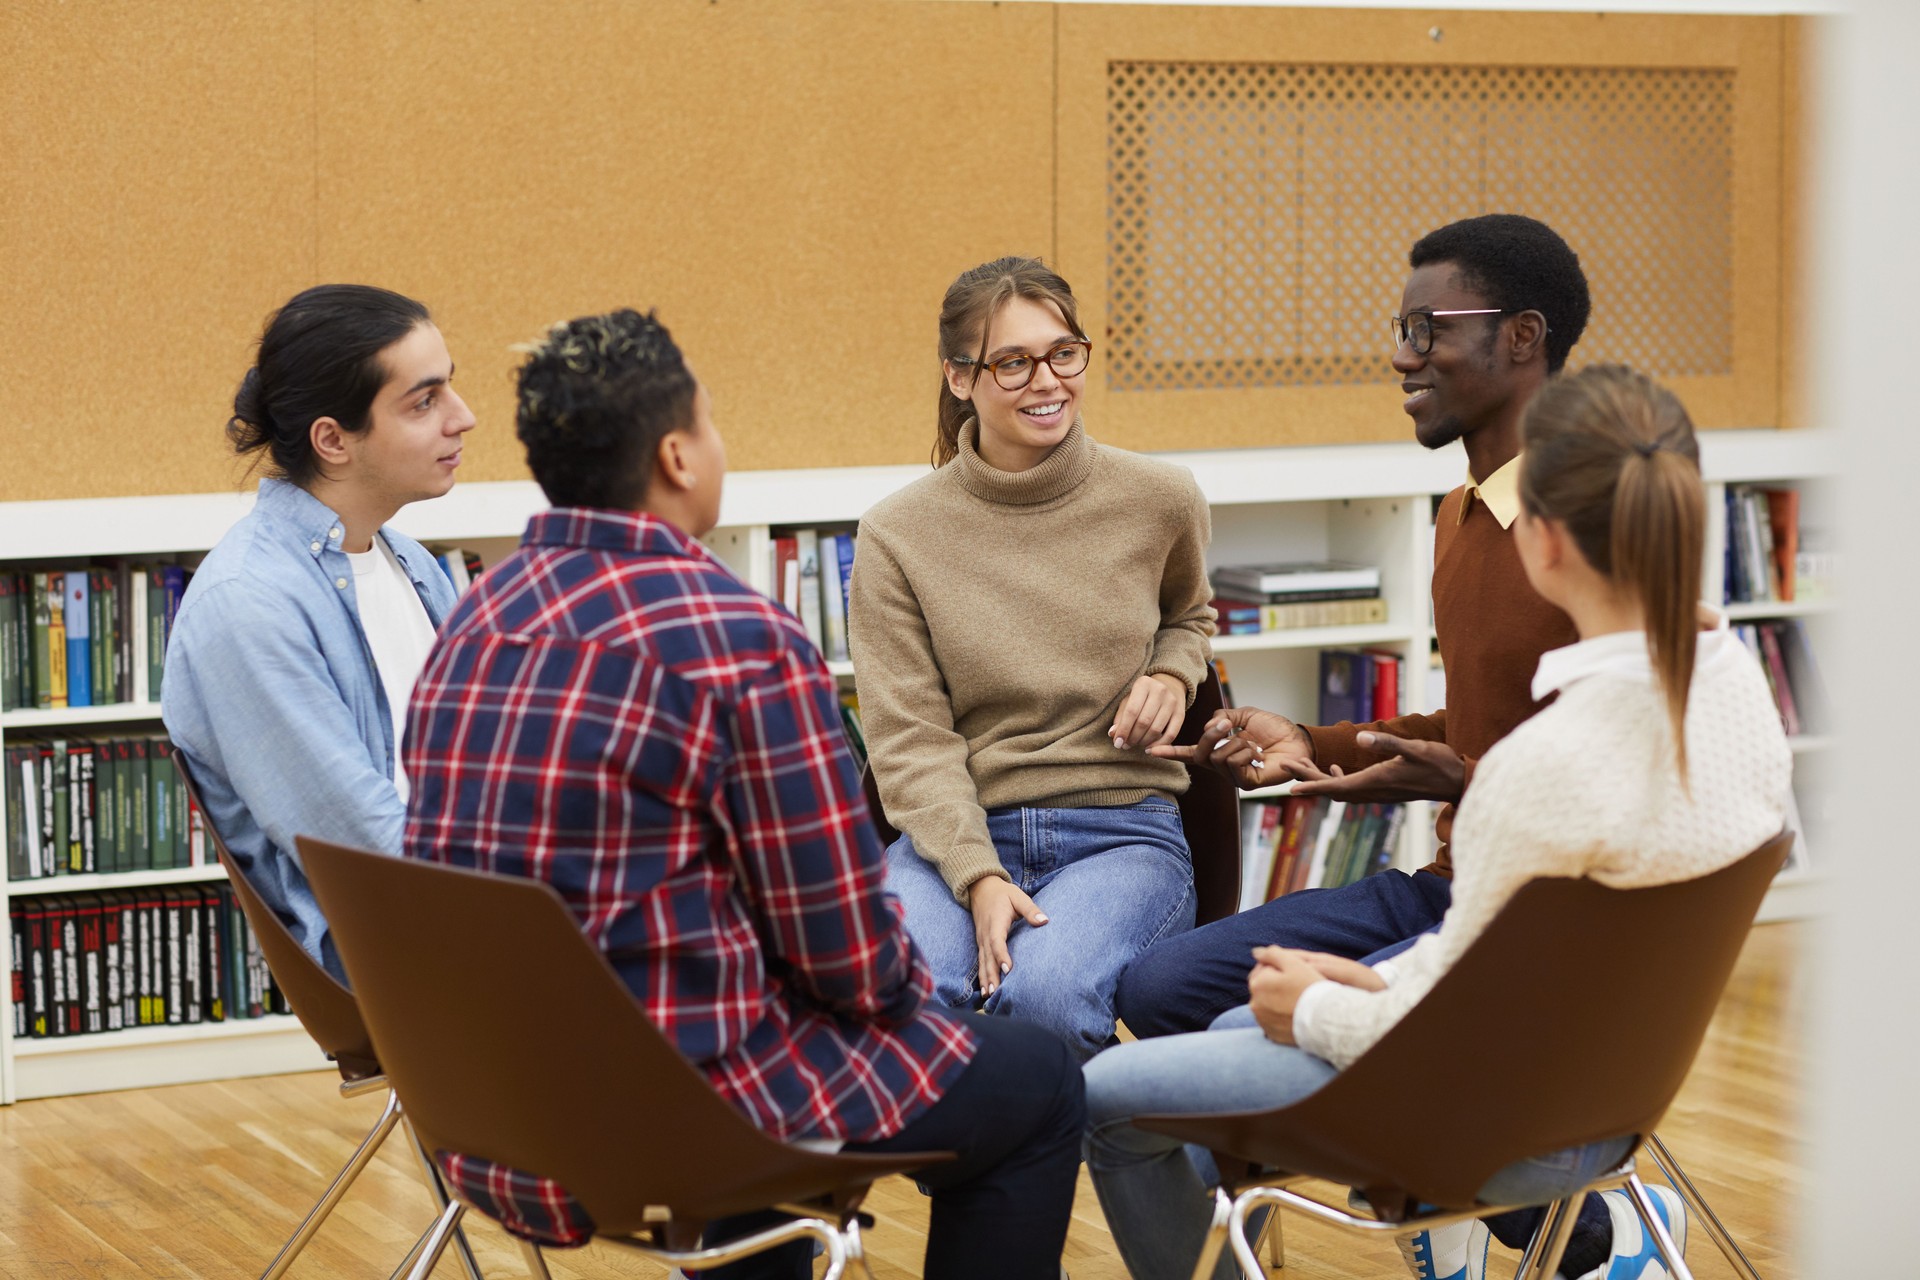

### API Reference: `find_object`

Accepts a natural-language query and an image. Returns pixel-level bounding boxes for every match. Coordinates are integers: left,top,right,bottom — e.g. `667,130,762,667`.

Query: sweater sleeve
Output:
1305,709,1449,775
847,526,1007,903
1144,472,1216,705
1292,737,1584,1068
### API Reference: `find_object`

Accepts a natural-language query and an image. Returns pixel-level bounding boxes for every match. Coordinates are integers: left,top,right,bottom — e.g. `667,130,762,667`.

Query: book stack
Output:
5,735,206,879
1317,648,1403,725
1210,561,1385,634
1731,619,1829,737
0,564,189,711
1724,485,1807,605
1238,796,1405,910
770,528,856,663
8,884,291,1039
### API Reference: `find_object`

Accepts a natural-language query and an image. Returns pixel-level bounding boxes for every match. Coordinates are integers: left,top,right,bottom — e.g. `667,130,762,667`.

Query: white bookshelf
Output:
0,428,1836,1101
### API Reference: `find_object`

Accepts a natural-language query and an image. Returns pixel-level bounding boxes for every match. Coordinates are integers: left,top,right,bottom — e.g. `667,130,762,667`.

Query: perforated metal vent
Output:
1107,61,1735,391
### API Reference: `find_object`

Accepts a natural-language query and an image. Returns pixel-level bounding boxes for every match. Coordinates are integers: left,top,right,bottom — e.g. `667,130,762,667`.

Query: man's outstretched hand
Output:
1148,705,1314,790
1287,730,1467,805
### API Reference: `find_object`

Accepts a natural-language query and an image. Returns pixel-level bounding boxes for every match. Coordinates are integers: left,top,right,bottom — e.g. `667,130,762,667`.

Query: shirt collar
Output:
1531,606,1736,701
522,507,713,563
1460,454,1523,529
254,477,351,550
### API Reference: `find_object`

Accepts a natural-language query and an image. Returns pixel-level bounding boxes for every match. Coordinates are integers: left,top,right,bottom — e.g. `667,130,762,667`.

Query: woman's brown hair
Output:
1518,364,1705,778
934,256,1088,467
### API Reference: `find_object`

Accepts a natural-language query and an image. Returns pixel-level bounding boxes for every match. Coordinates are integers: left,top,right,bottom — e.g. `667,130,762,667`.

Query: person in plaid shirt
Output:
402,309,1085,1279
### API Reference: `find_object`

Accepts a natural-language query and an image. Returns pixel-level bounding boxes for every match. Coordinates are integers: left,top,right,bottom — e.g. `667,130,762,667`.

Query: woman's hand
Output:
1285,949,1388,992
1246,945,1325,1045
1109,673,1188,750
967,876,1048,996
1150,705,1314,790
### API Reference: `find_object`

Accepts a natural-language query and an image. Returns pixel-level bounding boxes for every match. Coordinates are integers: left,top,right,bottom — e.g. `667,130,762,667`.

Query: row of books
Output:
6,735,205,880
8,883,290,1039
1732,618,1829,738
1238,797,1406,910
1212,595,1389,634
0,565,188,712
1318,649,1402,726
1724,485,1834,605
772,528,857,664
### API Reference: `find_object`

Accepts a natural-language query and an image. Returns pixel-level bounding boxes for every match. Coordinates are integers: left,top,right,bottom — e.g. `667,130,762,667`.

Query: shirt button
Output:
335,577,348,590
329,527,342,539
310,541,322,552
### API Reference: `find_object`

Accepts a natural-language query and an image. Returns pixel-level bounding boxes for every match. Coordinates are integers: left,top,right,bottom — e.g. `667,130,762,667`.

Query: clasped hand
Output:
1247,946,1387,1045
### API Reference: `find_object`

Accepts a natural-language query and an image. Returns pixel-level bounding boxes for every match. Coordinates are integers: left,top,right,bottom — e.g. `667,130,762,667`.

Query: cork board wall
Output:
0,2,1808,503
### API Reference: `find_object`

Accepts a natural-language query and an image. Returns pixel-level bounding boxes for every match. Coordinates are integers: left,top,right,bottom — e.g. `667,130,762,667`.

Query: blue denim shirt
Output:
162,479,457,976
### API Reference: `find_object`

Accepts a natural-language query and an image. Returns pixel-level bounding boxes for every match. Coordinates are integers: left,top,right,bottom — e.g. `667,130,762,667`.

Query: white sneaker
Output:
1397,1218,1490,1280
1564,1186,1688,1280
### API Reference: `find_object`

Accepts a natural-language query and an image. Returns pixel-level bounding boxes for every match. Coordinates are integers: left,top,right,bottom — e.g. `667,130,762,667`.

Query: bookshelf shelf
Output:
1212,624,1416,654
825,660,855,679
1724,599,1836,622
7,864,224,897
0,427,1836,1103
2,702,166,730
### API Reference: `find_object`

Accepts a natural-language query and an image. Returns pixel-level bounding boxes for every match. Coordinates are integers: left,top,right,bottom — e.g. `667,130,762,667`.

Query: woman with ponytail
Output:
1081,364,1791,1280
162,285,474,979
849,257,1215,1062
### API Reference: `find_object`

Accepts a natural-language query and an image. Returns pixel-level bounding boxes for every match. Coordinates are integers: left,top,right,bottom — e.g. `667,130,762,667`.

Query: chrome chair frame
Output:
1193,1152,1689,1280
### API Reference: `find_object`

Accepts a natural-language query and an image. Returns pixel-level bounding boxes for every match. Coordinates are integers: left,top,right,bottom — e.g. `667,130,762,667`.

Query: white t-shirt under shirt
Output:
345,536,438,802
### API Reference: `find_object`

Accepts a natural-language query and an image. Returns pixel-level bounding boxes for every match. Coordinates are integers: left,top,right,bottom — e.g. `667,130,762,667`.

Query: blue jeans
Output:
886,799,1196,1062
1083,1005,1635,1280
1115,867,1456,1039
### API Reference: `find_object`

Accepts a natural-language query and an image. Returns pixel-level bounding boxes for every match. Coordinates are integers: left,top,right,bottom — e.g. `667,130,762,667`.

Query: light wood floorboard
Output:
0,922,1802,1279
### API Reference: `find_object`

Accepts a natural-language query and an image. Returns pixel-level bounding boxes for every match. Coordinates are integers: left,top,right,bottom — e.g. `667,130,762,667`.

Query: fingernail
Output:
1000,961,1011,974
1034,914,1049,924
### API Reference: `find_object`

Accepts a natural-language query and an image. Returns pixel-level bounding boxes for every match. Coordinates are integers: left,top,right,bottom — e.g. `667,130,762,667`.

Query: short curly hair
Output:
514,309,697,509
1410,215,1591,373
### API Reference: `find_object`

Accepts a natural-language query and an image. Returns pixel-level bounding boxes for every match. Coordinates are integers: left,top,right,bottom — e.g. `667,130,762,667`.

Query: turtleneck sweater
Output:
850,419,1215,900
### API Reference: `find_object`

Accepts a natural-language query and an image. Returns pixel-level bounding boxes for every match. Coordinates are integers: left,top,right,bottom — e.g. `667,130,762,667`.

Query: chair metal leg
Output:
258,1086,405,1280
1248,1203,1285,1271
1625,1172,1696,1280
402,1199,469,1280
517,1237,554,1280
1189,1187,1235,1280
1518,1196,1582,1280
1646,1132,1765,1280
401,1113,487,1280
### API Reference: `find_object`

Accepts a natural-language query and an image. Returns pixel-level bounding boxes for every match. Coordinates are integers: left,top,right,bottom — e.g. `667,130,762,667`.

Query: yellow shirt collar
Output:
1461,454,1523,530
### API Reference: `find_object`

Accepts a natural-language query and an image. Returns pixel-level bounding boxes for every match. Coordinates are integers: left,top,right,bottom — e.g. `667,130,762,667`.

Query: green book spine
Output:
75,742,96,875
5,747,25,880
89,573,105,706
127,738,151,871
0,575,17,712
50,740,70,873
96,737,119,875
113,739,133,875
161,743,189,867
149,740,174,871
146,569,166,701
31,575,52,709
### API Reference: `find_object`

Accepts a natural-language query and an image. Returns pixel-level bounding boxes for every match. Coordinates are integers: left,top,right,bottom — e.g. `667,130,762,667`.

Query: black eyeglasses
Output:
952,339,1092,391
1389,309,1512,356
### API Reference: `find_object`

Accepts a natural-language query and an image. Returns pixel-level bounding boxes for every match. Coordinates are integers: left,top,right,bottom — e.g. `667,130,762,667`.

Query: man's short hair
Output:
1410,215,1591,373
514,309,697,509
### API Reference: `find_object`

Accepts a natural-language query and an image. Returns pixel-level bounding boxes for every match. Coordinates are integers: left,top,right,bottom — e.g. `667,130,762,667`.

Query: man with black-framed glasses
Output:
1102,216,1674,1280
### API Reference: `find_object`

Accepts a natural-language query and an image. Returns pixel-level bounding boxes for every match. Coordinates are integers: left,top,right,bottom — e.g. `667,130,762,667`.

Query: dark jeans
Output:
1112,868,1613,1270
695,1016,1086,1280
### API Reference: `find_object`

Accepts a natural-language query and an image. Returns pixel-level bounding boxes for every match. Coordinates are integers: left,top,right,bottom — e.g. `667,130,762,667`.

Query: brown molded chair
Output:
859,665,1242,927
1132,832,1793,1280
171,755,484,1280
296,835,953,1280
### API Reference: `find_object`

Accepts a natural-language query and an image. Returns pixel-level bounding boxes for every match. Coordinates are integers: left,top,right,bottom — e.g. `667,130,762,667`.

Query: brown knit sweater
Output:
850,419,1215,900
1305,483,1578,876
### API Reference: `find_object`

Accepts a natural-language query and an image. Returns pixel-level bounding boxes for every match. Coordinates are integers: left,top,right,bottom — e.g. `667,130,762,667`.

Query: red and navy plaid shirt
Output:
403,509,975,1144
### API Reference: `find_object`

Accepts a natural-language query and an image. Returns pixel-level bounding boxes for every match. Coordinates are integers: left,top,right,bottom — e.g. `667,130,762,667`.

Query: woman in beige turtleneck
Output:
849,256,1216,1062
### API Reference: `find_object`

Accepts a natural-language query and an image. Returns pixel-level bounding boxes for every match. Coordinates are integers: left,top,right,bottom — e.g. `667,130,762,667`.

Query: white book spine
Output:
130,572,149,704
1304,798,1346,891
819,534,850,663
795,530,825,653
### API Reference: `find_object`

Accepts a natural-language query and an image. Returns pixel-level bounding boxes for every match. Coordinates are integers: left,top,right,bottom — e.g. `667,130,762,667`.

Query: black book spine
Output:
200,887,225,1023
163,889,184,1025
53,897,76,1036
27,898,50,1037
182,888,203,1025
8,901,24,1038
79,898,104,1034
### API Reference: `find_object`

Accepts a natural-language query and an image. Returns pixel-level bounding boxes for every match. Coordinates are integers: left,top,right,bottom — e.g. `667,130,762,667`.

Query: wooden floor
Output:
0,923,1803,1280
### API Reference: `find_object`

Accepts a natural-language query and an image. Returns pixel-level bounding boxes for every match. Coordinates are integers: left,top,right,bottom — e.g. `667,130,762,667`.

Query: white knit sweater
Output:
1294,616,1792,1070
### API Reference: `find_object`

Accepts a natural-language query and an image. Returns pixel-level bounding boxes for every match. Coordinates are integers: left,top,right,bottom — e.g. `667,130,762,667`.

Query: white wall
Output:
1805,3,1920,1274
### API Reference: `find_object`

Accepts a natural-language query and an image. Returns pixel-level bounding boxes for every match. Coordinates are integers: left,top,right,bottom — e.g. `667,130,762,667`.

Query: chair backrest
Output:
1140,832,1792,1211
859,667,1241,926
171,752,379,1080
297,836,938,1234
